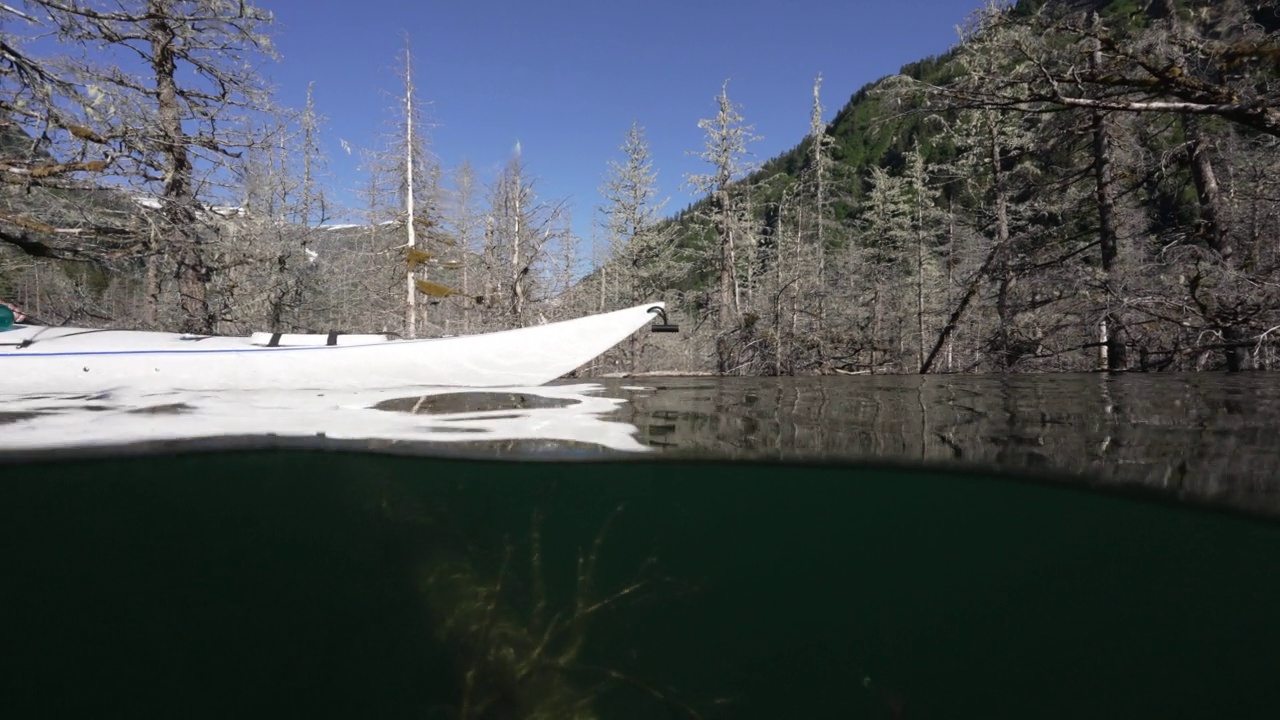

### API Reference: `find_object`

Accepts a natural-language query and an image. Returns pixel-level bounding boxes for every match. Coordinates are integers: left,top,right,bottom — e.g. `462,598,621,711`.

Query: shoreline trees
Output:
4,0,1280,373
1,0,279,333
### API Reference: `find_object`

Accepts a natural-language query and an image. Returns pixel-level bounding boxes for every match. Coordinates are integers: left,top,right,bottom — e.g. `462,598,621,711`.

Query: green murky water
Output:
3,447,1278,719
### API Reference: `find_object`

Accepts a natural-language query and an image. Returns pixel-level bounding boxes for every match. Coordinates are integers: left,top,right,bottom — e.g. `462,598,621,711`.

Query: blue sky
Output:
258,0,988,238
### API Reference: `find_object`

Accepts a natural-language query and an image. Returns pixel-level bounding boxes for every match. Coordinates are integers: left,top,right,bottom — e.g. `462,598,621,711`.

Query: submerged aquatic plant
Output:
417,505,703,720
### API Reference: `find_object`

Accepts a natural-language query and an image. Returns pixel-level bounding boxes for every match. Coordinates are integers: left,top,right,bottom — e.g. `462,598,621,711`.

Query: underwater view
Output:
4,373,1280,719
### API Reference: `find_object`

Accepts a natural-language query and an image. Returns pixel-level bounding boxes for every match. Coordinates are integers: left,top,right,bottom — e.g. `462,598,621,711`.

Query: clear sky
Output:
257,0,987,238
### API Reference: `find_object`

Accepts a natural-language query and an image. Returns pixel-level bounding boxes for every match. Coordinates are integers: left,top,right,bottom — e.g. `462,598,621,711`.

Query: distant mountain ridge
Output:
664,0,1189,238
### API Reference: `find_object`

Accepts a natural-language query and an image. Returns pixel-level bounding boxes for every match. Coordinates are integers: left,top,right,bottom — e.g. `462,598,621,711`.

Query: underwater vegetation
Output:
411,505,706,720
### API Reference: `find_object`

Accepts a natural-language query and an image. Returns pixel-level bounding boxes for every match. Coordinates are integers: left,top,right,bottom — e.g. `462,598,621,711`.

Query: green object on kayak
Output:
3,446,1279,718
0,304,12,331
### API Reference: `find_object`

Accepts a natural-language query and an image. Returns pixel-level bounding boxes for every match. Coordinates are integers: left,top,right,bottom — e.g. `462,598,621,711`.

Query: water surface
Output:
3,372,1277,515
606,373,1280,517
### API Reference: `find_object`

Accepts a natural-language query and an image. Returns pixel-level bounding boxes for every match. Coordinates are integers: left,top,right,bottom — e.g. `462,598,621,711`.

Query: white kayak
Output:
0,302,674,394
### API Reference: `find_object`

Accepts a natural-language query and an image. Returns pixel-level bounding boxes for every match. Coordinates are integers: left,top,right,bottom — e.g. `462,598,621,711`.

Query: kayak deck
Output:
0,303,669,391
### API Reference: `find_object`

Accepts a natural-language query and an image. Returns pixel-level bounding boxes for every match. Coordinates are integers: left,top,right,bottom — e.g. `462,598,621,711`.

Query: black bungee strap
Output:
265,331,339,347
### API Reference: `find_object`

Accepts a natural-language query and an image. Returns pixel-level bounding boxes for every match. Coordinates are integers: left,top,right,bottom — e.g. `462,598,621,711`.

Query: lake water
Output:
5,372,1280,718
4,372,1278,516
608,373,1280,519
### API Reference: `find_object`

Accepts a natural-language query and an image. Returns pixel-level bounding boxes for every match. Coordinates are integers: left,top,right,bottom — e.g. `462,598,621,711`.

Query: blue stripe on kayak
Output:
0,345,345,357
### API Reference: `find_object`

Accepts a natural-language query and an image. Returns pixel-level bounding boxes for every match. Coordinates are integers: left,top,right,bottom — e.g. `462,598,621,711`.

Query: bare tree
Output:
448,158,483,334
483,148,566,329
597,121,678,370
916,109,1015,375
931,0,1280,137
599,121,676,303
358,39,458,337
400,41,422,338
899,148,945,372
1087,12,1129,370
0,0,280,332
217,81,335,334
685,79,761,373
858,164,914,372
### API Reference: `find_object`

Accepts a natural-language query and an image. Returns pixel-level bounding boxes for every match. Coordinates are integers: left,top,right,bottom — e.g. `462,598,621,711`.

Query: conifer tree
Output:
685,80,760,372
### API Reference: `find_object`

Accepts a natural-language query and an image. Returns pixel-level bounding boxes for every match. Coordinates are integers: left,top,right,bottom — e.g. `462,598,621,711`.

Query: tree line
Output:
0,1,581,339
603,0,1280,375
3,0,1279,376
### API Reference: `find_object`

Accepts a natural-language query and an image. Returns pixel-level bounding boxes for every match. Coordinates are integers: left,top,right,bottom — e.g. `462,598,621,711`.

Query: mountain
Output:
661,0,1235,258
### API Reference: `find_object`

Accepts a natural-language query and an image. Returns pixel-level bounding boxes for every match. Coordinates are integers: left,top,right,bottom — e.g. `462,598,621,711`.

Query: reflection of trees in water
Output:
606,375,1280,516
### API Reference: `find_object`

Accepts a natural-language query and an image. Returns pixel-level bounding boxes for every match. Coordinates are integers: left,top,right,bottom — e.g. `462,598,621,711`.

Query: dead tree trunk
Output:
1093,107,1128,370
1087,16,1129,370
151,6,210,334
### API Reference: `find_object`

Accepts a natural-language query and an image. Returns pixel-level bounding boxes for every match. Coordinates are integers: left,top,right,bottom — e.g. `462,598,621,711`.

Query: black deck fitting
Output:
647,306,680,333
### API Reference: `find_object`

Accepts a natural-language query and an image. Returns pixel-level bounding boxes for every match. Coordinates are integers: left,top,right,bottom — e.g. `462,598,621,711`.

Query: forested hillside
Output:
3,0,1278,375
622,0,1280,374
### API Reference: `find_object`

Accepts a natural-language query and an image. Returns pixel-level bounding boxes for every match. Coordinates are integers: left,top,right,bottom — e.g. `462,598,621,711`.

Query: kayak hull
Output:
0,303,664,393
